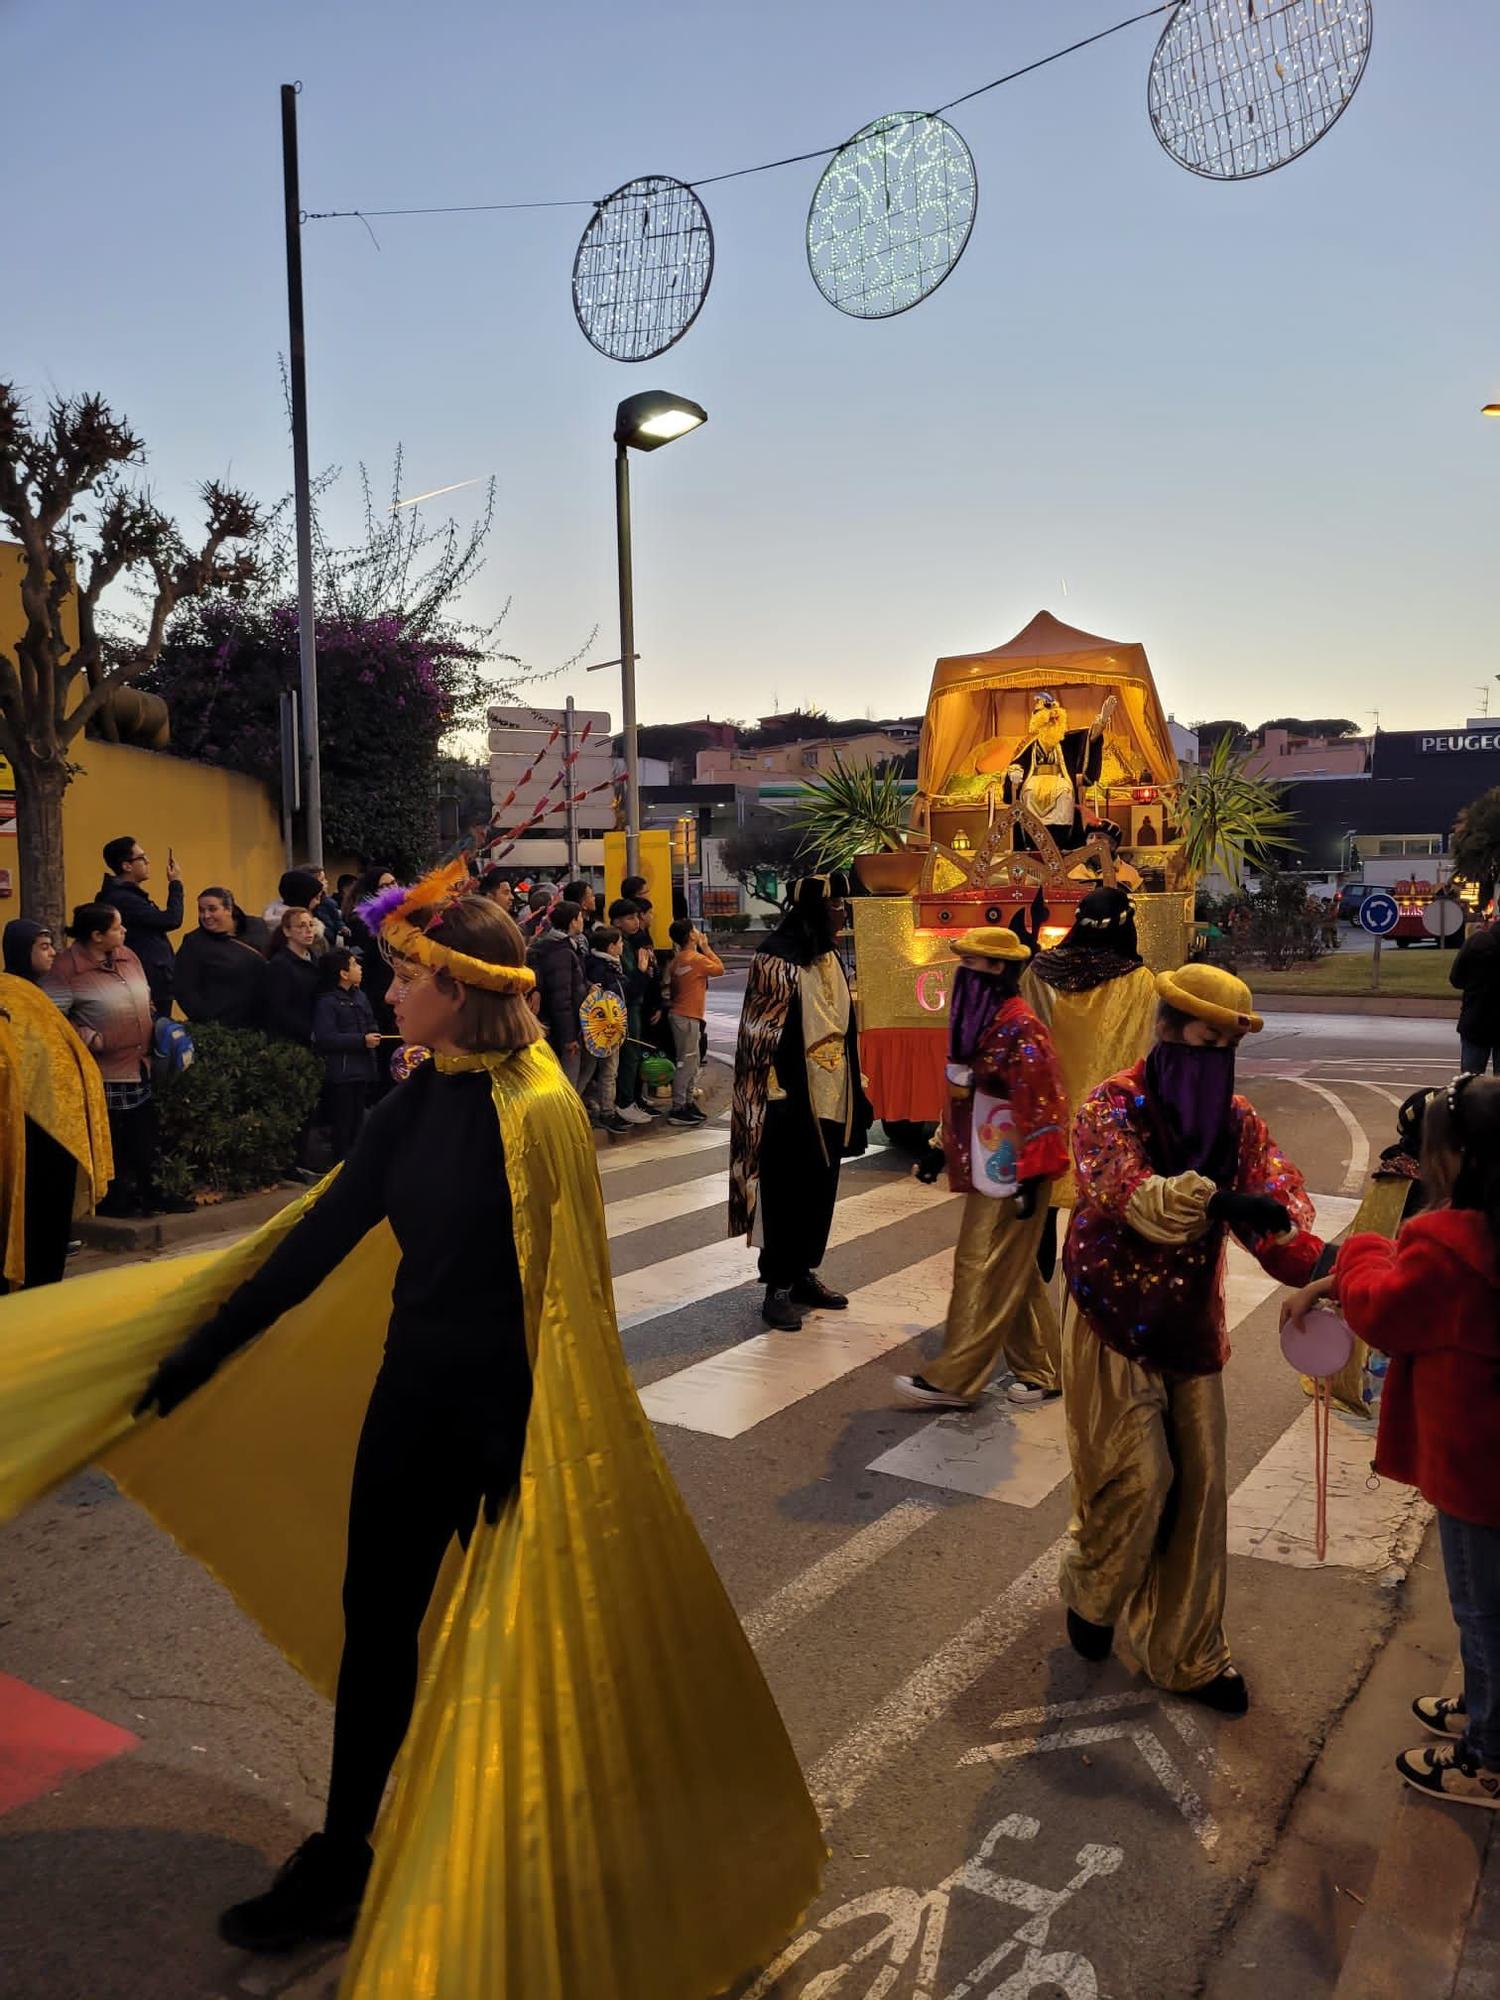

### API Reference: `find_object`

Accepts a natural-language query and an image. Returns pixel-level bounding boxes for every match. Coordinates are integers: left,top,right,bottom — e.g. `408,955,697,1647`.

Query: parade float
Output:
848,611,1195,1130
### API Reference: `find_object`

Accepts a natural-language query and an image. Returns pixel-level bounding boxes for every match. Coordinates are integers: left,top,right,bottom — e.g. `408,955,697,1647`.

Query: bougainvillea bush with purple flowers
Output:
148,598,487,871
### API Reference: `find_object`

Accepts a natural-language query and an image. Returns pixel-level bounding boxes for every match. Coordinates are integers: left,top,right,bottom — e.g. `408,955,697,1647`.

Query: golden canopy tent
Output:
917,610,1179,800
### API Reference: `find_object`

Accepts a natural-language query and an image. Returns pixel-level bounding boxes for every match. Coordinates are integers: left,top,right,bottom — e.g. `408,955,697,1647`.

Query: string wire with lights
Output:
301,0,1373,355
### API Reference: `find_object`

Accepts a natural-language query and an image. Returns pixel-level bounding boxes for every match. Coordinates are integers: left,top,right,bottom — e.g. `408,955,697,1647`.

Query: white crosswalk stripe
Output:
639,1245,953,1436
866,1192,1362,1509
605,1140,888,1244
614,1166,953,1331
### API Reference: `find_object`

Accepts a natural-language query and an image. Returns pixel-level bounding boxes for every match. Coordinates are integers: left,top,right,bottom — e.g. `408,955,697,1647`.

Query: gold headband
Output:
369,859,537,996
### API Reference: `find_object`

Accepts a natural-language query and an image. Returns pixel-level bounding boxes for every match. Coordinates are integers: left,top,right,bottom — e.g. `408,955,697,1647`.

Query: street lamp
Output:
614,390,708,876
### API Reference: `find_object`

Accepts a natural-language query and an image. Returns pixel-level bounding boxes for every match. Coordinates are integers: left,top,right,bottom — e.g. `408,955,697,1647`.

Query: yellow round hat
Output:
953,925,1031,963
1155,963,1263,1034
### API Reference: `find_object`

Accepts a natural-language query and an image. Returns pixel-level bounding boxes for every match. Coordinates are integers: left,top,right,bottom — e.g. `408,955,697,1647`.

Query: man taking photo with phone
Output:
98,834,184,1015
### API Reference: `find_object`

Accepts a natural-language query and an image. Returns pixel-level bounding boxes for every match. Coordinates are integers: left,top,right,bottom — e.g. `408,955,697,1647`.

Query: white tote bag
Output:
969,1089,1019,1199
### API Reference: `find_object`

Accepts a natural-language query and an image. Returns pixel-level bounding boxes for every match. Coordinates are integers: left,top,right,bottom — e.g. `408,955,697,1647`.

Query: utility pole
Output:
563,695,579,877
281,83,323,866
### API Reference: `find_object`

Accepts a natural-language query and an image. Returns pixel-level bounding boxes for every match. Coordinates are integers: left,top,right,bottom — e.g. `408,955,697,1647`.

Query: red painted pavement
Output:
0,1672,138,1816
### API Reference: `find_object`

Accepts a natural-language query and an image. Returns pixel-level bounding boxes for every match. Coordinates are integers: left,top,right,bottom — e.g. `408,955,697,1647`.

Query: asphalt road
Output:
0,999,1470,2000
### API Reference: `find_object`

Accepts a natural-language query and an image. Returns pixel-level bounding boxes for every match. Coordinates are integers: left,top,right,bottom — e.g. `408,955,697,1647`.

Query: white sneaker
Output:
1006,1380,1062,1407
892,1374,977,1412
618,1104,652,1125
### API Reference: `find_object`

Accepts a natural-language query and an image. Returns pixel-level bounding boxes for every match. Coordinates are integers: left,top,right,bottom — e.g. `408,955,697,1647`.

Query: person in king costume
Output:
999,690,1117,850
0,863,823,1999
729,873,873,1332
0,922,113,1288
894,926,1069,1411
1059,964,1323,1712
1021,887,1159,1230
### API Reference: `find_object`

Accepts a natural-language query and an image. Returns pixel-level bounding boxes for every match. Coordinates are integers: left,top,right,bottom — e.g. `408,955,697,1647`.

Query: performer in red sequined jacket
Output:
1058,963,1322,1714
894,926,1069,1414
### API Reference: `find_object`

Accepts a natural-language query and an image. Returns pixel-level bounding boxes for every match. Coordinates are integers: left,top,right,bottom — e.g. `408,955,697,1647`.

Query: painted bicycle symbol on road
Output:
744,1811,1122,2000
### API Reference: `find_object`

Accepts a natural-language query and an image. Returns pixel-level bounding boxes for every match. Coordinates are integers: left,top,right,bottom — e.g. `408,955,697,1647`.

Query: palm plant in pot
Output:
1176,734,1295,885
785,755,919,892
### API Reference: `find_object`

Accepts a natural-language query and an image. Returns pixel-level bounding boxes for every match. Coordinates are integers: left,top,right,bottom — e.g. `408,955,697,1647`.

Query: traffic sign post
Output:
1358,891,1399,993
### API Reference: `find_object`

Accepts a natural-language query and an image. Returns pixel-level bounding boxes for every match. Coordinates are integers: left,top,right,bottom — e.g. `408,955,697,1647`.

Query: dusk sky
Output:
8,0,1498,738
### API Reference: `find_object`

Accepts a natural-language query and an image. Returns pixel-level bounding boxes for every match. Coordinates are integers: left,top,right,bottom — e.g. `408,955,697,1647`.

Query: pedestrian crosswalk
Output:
608,1154,1423,1580
613,1150,945,1331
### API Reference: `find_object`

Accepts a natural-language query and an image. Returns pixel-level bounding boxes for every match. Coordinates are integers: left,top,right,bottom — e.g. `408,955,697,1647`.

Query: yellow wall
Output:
2,537,284,923
0,738,284,924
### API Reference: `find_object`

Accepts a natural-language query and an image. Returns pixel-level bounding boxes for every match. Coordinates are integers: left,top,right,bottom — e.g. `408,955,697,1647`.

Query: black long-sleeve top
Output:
201,1064,530,1409
263,949,320,1045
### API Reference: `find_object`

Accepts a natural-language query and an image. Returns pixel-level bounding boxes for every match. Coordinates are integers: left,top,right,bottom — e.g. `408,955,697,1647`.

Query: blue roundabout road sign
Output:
1358,891,1400,937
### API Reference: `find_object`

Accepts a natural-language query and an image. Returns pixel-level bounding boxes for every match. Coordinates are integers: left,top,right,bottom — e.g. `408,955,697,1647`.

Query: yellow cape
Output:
0,1042,823,1998
1021,963,1158,1209
0,972,114,1206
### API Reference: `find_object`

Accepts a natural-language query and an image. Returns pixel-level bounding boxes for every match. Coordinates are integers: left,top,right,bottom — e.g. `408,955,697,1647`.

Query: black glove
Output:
913,1141,946,1185
1013,1176,1045,1221
134,1312,250,1419
1207,1189,1291,1241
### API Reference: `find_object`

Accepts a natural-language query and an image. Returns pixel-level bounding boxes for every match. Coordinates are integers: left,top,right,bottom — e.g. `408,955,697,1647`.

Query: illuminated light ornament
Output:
1147,0,1374,181
572,175,715,361
806,111,978,319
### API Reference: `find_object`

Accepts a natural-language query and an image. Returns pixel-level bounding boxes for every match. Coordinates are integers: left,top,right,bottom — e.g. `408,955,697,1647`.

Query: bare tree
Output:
0,384,260,930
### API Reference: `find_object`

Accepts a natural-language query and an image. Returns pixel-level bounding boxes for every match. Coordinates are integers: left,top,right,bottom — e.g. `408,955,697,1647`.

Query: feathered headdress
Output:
360,859,536,995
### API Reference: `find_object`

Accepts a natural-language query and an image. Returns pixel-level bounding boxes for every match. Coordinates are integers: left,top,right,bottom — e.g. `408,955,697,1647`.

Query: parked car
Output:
1337,883,1378,924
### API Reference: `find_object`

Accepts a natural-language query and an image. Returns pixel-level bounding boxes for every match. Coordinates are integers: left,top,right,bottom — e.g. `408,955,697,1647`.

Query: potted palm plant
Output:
1177,734,1295,884
785,755,921,893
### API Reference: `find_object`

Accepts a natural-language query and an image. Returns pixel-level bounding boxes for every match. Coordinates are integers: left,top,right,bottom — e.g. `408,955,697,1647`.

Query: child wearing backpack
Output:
312,948,381,1161
1285,1071,1500,1811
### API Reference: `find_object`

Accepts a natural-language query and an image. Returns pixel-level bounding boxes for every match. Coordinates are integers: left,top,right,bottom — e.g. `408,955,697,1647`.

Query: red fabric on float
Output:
862,1025,947,1124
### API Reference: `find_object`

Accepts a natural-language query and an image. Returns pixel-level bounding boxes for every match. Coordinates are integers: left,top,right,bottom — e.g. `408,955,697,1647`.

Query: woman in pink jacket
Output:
44,902,161,1218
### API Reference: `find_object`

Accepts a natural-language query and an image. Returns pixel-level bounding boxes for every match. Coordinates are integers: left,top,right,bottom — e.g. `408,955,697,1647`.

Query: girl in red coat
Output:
1289,1072,1500,1811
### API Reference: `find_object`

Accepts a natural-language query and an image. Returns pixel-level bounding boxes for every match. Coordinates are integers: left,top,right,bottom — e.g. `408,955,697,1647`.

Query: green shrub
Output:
707,913,752,933
157,1024,323,1197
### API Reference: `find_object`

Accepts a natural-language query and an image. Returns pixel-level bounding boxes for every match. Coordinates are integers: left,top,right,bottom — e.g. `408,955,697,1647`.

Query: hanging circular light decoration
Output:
572,175,715,362
1148,0,1373,181
806,111,978,320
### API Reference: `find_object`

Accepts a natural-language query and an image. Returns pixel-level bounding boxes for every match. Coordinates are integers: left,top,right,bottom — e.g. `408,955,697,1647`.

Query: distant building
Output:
697,717,920,787
1279,721,1500,885
1242,726,1370,782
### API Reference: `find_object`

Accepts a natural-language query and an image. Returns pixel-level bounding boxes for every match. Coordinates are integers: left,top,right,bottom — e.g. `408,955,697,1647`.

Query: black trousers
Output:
103,1097,157,1212
756,1105,843,1287
0,1121,77,1291
323,1362,529,1847
325,1082,369,1164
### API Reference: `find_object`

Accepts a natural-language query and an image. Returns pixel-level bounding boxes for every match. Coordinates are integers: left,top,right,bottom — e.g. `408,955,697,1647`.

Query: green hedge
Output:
156,1024,324,1198
708,913,753,933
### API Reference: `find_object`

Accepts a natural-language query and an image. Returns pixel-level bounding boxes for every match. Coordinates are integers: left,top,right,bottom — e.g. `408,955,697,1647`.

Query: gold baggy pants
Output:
1057,1304,1231,1693
923,1193,1059,1402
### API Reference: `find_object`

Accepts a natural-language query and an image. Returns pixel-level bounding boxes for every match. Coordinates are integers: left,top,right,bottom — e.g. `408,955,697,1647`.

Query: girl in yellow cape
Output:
0,866,823,1999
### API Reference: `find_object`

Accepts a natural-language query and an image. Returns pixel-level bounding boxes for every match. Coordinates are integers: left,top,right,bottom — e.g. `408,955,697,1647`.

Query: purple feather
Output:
357,880,410,930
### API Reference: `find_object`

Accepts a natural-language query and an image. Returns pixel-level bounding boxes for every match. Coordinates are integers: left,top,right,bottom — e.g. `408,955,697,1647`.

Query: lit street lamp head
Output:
615,389,708,451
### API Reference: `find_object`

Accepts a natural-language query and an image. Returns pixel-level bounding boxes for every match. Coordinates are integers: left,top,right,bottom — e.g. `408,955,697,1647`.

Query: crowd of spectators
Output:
22,842,729,1222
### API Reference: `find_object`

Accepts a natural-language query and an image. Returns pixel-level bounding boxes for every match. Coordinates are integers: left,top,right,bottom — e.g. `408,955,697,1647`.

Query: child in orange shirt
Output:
666,920,724,1126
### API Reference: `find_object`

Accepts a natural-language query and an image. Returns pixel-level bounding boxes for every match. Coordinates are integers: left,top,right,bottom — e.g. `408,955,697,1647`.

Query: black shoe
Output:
218,1832,373,1954
1181,1666,1250,1716
684,1103,708,1122
1066,1608,1114,1663
790,1272,848,1310
762,1286,804,1331
604,1113,632,1134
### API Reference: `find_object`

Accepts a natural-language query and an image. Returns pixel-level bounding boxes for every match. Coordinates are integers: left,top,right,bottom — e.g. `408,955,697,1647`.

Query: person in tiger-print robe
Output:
729,874,872,1332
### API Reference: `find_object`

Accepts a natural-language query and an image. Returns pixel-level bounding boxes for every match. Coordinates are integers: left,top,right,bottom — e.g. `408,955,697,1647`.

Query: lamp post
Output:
613,390,708,876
